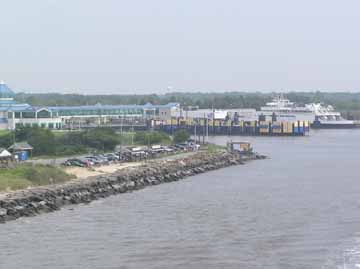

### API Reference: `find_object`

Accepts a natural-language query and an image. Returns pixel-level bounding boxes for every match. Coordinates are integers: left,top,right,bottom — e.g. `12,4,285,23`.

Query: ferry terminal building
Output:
0,82,180,130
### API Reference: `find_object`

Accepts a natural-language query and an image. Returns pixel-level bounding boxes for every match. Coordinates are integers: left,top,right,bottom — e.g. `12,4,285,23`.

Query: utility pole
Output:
194,120,197,143
206,117,209,143
120,115,123,153
12,129,15,144
131,121,134,145
202,113,205,144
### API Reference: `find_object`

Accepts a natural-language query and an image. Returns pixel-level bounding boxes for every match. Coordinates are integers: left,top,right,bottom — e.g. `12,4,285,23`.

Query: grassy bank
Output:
200,143,227,153
0,142,224,192
0,164,75,192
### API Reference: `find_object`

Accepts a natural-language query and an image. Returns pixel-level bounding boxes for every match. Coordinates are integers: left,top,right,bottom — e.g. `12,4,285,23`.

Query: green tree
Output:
83,127,120,151
173,129,190,144
134,131,171,145
0,132,14,148
15,126,55,156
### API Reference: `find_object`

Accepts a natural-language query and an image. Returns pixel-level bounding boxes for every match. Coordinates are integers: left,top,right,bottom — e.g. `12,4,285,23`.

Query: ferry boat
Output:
260,95,313,113
309,103,359,129
259,95,360,129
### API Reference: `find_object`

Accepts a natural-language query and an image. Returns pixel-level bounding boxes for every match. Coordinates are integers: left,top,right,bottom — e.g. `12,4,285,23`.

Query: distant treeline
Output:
15,92,360,111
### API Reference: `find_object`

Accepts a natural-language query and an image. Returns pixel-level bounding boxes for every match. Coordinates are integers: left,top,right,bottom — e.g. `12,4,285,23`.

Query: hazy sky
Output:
1,0,360,94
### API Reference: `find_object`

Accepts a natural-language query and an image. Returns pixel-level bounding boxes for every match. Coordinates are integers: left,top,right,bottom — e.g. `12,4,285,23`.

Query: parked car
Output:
85,156,102,165
80,158,93,167
175,143,188,150
62,158,87,167
162,146,175,153
117,149,132,162
93,155,110,165
104,153,119,162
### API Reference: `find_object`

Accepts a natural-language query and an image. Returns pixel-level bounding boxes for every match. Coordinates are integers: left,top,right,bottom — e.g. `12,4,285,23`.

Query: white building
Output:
0,82,180,130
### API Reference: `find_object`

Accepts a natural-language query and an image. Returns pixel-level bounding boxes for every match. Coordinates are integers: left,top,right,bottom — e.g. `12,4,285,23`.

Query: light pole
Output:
120,115,123,153
194,119,197,143
206,116,209,143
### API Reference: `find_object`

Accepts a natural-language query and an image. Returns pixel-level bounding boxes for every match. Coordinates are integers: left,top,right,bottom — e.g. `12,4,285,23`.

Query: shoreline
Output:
63,151,198,179
0,151,265,223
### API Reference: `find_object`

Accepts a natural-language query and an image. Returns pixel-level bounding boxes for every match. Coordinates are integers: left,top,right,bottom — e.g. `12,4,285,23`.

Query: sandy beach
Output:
64,162,142,179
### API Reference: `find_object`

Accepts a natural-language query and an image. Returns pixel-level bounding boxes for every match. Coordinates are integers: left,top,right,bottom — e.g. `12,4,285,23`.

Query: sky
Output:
1,0,360,94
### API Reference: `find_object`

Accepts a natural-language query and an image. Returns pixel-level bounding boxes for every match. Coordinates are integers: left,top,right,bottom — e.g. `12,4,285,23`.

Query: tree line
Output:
15,91,360,111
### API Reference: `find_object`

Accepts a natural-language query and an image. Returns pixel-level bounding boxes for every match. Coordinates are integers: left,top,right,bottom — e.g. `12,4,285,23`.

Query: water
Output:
1,129,360,268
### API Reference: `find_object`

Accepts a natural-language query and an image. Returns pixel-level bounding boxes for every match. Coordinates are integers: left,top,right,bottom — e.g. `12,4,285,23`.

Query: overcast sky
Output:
1,0,360,94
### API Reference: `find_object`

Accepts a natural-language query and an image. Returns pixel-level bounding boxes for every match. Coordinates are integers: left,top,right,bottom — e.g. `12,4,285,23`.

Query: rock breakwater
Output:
0,152,265,223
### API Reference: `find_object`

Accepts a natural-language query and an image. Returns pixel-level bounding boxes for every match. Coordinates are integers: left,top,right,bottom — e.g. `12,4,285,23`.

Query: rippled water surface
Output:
1,129,360,268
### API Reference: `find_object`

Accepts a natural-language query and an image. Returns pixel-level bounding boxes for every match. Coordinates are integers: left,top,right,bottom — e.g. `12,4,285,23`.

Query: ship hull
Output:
311,122,360,129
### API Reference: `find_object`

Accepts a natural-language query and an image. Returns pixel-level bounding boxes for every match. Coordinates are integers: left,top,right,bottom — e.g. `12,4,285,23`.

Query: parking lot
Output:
28,142,200,169
62,143,199,168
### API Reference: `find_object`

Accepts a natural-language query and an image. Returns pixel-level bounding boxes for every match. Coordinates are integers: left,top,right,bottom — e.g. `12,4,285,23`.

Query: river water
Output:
1,129,360,268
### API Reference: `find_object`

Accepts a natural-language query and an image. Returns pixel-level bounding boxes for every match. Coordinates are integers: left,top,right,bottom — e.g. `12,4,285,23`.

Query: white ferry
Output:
259,95,359,128
260,95,313,113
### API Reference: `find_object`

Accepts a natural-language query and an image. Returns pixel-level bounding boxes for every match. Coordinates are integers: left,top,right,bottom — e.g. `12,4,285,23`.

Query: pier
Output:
152,119,310,136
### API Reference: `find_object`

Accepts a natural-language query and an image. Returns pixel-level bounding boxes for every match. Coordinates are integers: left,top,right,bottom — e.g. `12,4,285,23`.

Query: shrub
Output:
173,129,190,144
15,126,55,156
0,131,13,148
55,144,88,156
134,131,171,145
56,131,85,146
82,127,120,151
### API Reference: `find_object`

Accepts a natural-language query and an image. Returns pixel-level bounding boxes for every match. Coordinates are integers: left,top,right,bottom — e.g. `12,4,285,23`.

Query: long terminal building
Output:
0,82,180,130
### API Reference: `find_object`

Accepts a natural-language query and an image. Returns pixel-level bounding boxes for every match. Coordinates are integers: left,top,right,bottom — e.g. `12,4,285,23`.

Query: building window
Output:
22,112,36,118
37,109,51,118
